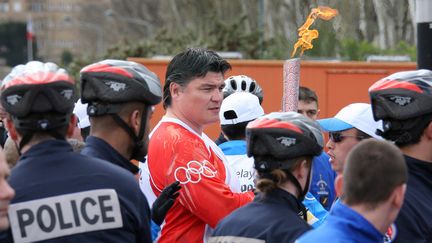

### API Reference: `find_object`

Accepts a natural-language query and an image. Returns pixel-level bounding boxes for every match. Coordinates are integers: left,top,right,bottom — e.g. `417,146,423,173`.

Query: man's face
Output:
326,128,362,175
0,149,15,230
174,72,225,131
298,100,319,120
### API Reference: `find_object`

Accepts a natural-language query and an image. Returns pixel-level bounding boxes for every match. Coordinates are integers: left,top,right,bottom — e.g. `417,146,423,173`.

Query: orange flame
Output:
291,6,338,58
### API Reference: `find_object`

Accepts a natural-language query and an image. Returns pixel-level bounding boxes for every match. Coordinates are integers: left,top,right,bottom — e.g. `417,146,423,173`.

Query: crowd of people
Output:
0,47,430,242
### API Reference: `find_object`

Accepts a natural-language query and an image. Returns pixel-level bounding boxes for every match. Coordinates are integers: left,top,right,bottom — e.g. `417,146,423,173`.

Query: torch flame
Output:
291,6,338,58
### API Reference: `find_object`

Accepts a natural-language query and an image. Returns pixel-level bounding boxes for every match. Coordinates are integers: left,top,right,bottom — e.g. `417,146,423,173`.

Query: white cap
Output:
220,92,264,125
73,99,90,129
317,103,383,139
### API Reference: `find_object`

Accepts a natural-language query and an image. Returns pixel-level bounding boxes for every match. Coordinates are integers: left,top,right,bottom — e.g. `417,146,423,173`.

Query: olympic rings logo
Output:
174,160,217,185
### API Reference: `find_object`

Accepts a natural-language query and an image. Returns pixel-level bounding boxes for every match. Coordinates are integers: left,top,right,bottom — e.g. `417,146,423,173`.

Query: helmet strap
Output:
110,105,150,161
284,169,308,221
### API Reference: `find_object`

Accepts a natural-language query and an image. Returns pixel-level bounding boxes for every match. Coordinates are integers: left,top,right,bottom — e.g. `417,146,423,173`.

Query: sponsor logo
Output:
316,175,328,192
276,136,296,147
104,81,126,92
9,189,123,243
388,95,411,106
60,89,73,100
174,160,217,185
6,94,22,105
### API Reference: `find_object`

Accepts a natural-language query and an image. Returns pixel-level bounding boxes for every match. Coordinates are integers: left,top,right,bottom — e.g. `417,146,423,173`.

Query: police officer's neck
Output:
90,130,133,160
18,137,57,154
399,138,432,163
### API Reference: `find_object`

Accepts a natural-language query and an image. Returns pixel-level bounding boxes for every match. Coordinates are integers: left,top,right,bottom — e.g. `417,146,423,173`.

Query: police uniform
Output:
210,188,311,243
81,136,139,174
82,135,162,241
0,140,152,243
392,155,432,242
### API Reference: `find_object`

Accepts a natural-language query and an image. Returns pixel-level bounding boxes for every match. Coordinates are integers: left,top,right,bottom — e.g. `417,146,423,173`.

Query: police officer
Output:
368,69,432,242
79,59,162,174
0,61,152,242
210,112,323,243
79,59,180,239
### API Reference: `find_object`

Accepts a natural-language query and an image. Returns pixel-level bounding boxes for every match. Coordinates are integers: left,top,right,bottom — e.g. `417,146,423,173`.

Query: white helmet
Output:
223,75,263,103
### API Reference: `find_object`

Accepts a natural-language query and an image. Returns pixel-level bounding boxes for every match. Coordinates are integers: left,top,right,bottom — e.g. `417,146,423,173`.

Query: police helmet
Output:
369,69,432,121
1,61,76,130
80,59,162,116
246,112,323,172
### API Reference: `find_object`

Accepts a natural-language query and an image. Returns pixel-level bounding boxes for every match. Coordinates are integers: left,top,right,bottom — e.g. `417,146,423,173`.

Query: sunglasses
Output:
329,132,366,143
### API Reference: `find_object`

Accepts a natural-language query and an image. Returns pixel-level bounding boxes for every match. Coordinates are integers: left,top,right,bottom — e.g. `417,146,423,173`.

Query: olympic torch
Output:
283,6,338,112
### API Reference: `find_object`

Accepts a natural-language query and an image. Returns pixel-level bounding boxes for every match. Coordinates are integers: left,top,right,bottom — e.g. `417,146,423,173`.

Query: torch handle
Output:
282,58,300,112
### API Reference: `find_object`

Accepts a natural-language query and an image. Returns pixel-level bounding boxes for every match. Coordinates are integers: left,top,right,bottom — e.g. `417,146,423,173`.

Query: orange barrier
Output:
129,58,416,139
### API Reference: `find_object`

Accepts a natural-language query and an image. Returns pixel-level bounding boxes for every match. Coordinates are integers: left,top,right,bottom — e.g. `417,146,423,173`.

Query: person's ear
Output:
4,117,18,141
170,82,183,101
294,159,308,179
424,121,432,140
66,114,78,138
392,183,407,209
316,109,321,119
130,109,141,135
335,174,343,197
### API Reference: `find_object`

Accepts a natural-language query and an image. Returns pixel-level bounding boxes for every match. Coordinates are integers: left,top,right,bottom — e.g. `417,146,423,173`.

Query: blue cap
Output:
317,118,353,132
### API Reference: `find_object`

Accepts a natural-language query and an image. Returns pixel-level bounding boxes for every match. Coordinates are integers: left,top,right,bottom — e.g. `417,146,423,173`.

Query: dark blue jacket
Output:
298,201,383,243
210,188,311,243
0,139,152,242
393,155,432,242
81,135,161,241
81,136,139,174
309,152,336,210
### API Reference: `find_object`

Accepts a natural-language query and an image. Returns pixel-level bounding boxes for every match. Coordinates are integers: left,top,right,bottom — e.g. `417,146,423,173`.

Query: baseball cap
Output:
73,99,90,129
317,103,383,139
220,92,264,125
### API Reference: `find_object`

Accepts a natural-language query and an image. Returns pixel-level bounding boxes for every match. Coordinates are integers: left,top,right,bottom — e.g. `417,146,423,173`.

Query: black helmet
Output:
80,59,162,163
369,69,432,145
1,61,76,151
80,59,162,114
246,112,323,172
1,61,75,130
369,69,432,121
223,75,264,104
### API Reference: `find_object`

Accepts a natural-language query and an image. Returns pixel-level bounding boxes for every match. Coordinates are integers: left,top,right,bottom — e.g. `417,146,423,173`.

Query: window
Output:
12,2,21,12
0,2,9,12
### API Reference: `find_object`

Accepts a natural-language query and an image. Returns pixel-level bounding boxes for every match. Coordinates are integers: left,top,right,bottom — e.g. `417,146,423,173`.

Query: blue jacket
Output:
297,201,384,243
210,188,311,243
309,152,336,210
0,140,152,242
392,155,432,242
303,192,327,228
